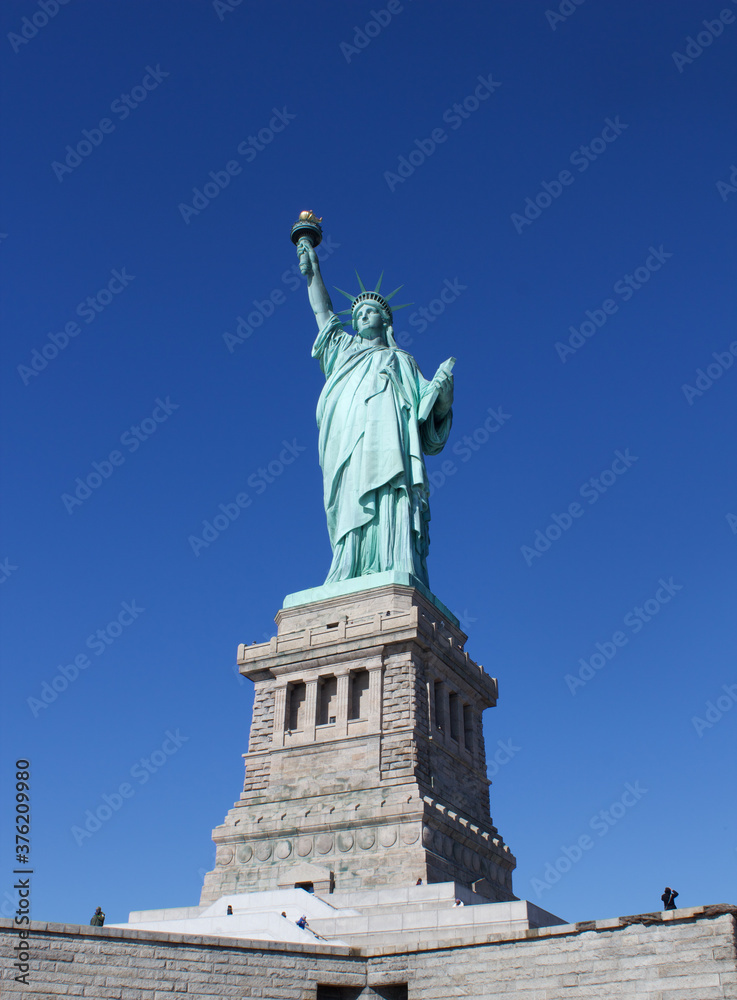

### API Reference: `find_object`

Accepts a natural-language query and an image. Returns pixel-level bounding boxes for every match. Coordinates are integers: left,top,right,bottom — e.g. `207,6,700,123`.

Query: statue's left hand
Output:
434,371,454,417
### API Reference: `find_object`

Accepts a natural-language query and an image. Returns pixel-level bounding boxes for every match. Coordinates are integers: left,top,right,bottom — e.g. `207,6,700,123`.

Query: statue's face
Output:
354,302,387,340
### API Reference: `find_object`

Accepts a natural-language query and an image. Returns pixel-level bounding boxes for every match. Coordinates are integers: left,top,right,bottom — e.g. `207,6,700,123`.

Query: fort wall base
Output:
2,905,736,998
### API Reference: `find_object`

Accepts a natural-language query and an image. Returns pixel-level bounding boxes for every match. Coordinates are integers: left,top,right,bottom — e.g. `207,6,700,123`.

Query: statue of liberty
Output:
292,213,455,589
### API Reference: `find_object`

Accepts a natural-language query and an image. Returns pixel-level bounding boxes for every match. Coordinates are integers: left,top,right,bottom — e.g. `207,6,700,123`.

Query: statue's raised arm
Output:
290,211,333,330
302,244,334,331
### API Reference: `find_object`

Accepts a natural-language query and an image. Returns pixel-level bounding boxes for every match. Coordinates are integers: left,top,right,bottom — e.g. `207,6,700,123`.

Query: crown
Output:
334,272,411,326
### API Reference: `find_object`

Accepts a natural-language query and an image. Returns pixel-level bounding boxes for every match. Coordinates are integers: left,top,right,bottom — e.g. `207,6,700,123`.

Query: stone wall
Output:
2,905,735,998
368,906,737,998
423,735,491,825
204,585,514,902
0,918,363,999
246,678,275,755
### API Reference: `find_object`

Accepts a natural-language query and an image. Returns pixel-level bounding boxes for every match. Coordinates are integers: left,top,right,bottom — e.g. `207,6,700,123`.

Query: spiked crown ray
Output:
334,271,412,325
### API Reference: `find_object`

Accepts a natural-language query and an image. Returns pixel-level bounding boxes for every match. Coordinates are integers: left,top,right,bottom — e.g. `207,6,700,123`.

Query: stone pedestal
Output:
201,580,516,905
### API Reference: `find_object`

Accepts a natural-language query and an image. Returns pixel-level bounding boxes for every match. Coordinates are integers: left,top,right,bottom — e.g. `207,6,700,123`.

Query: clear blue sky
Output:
1,0,735,927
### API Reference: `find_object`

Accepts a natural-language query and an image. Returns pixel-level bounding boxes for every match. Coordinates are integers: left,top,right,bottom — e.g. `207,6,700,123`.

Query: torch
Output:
290,211,323,275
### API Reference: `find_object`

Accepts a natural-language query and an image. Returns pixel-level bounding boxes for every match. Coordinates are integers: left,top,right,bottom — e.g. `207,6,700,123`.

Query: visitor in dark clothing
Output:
661,887,679,910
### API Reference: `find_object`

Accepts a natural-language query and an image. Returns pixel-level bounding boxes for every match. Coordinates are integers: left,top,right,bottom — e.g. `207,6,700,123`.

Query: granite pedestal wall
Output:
3,905,735,998
201,582,516,905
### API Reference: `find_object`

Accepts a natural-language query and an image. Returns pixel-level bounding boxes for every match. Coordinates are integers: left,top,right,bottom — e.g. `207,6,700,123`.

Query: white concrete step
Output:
310,899,563,948
115,883,564,949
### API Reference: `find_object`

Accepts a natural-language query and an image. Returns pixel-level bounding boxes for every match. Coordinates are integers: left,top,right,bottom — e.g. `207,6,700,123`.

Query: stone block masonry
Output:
1,905,735,998
202,583,515,903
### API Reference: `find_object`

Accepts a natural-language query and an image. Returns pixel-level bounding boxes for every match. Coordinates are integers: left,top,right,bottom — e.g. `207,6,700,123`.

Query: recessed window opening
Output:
317,675,338,725
449,692,459,741
349,669,370,720
287,682,306,732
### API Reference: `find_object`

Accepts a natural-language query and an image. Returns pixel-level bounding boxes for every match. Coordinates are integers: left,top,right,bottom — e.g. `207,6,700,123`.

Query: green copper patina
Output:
294,217,455,590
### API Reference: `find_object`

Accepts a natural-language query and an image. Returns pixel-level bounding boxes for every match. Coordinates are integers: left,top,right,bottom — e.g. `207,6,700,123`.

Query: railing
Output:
237,604,487,677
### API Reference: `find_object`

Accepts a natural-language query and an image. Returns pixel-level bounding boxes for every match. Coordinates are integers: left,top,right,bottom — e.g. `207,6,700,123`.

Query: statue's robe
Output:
312,314,452,586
